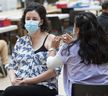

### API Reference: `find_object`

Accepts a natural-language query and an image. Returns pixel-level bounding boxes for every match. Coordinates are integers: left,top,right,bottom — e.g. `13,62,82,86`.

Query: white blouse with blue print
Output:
6,35,61,90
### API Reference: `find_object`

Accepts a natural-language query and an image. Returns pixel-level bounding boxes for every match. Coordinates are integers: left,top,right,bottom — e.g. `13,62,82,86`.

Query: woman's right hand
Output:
11,78,20,86
11,78,23,86
50,36,61,49
62,33,73,44
7,70,21,86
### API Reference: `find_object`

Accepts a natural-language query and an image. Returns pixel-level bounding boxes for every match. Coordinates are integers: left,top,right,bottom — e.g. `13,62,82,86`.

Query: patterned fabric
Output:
6,35,60,90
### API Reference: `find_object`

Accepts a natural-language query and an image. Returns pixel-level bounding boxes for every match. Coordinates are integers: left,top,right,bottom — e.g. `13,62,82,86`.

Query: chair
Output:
72,83,108,96
0,63,7,77
61,8,73,34
47,16,63,36
69,10,84,26
0,55,8,78
61,8,73,13
62,9,84,34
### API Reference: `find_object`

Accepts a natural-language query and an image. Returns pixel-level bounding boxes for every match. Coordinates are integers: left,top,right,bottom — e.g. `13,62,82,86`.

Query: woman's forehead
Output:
26,10,39,17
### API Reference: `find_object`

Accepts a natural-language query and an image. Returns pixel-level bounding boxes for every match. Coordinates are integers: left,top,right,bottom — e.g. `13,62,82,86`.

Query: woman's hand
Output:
62,33,73,44
11,78,23,86
11,78,17,85
50,36,61,49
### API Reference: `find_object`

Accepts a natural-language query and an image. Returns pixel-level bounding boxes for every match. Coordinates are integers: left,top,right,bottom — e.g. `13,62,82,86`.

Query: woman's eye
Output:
25,18,37,21
33,19,37,20
32,18,37,20
26,19,30,20
25,17,30,20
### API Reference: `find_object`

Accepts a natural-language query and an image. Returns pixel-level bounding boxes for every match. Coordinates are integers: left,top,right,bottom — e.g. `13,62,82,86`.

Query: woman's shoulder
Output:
45,33,55,49
16,35,29,44
47,33,55,40
18,35,29,40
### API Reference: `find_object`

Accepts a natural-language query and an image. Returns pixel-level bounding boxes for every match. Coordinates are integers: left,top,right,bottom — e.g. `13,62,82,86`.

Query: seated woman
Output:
1,2,60,96
0,40,8,77
47,12,108,96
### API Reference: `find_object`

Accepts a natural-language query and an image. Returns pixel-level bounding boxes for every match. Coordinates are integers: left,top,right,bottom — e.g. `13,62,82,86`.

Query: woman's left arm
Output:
20,69,56,85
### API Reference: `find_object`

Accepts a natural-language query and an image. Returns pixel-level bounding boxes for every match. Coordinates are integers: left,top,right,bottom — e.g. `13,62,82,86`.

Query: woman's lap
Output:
2,85,58,96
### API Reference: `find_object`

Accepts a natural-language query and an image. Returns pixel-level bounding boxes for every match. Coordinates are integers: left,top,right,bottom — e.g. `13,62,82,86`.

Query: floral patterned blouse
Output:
6,35,61,90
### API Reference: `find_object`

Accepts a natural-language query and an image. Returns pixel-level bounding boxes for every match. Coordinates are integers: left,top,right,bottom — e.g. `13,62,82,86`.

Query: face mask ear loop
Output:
72,18,77,40
73,15,77,34
38,19,43,27
73,21,76,35
38,22,41,27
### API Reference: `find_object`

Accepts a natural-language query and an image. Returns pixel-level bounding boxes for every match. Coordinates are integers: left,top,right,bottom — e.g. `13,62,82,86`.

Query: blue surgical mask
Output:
25,20,40,34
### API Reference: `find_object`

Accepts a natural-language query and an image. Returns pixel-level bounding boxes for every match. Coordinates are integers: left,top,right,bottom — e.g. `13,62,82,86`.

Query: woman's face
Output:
24,10,43,33
25,10,41,21
73,23,79,35
72,23,79,40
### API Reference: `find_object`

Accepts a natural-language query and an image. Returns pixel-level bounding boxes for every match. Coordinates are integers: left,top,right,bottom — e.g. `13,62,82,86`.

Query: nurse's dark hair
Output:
62,12,108,65
21,2,48,32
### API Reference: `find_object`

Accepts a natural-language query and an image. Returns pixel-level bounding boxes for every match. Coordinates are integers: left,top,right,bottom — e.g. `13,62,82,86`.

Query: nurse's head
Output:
73,12,104,42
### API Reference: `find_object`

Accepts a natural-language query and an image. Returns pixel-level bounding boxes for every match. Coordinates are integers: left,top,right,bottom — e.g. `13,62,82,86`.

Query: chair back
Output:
61,8,73,13
47,16,63,36
72,83,108,96
61,8,84,34
0,63,7,77
69,10,84,26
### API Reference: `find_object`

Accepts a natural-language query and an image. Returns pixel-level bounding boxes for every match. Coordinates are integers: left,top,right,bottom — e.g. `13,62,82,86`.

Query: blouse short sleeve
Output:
5,38,21,70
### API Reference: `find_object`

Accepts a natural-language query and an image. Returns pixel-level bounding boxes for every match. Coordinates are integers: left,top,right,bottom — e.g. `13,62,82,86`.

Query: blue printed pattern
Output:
6,35,60,90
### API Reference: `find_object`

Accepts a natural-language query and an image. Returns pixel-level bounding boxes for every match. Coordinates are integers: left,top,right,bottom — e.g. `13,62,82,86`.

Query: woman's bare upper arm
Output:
45,34,55,49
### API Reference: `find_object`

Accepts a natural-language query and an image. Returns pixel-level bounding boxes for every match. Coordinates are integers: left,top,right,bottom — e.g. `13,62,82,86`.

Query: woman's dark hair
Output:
62,12,108,65
21,2,48,32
